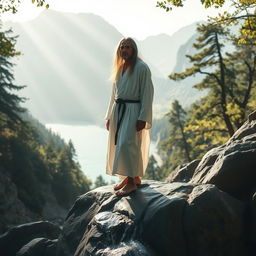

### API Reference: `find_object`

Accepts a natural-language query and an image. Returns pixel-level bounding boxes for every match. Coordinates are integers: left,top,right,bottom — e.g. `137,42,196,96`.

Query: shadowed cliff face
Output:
1,117,256,256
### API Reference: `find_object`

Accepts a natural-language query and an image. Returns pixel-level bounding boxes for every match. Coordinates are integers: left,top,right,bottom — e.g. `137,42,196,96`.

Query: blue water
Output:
45,124,157,184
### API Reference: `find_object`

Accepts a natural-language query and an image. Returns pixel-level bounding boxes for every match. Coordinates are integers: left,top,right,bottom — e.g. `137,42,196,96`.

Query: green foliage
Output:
162,100,191,161
144,155,166,181
51,140,91,208
0,25,26,130
0,0,49,14
159,100,192,174
159,20,256,178
156,0,225,12
0,116,92,213
156,0,256,46
170,23,238,136
0,26,91,214
94,175,108,188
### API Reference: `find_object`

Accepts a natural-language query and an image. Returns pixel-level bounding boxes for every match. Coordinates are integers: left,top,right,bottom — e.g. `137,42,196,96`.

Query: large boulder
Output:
0,221,61,256
16,238,57,256
190,120,256,200
166,159,200,183
56,182,246,256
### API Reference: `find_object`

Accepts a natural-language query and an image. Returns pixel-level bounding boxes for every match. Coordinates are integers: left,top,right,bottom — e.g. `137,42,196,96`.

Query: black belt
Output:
114,98,140,145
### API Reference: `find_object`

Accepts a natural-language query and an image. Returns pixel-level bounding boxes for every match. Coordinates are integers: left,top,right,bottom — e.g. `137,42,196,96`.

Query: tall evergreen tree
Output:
162,100,191,163
170,23,235,136
0,25,26,131
144,155,165,181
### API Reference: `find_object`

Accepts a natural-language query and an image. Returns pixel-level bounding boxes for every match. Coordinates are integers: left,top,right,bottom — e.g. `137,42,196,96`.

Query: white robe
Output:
105,60,154,178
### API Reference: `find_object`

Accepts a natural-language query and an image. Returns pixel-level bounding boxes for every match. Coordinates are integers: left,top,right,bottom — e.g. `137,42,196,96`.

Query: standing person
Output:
105,37,154,196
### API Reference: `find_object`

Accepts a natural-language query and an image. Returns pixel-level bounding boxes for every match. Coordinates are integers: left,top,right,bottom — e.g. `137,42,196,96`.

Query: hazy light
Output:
18,19,99,118
2,0,233,40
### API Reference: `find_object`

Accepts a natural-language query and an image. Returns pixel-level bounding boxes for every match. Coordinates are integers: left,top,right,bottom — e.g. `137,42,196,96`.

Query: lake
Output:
45,124,160,184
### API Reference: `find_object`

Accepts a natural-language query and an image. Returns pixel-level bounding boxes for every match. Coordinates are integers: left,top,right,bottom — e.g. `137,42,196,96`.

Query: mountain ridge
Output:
4,10,202,125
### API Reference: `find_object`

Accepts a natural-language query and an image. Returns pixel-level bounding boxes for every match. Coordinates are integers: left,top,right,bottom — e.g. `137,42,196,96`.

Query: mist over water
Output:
45,124,158,184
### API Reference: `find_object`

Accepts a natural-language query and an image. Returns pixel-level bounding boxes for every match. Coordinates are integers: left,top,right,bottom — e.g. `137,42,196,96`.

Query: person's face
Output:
119,41,134,60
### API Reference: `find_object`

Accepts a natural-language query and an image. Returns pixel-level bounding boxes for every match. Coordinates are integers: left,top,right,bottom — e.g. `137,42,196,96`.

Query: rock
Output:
0,168,38,233
41,184,67,225
190,120,256,200
166,159,200,182
56,182,246,256
16,238,57,256
0,221,61,256
189,145,225,184
0,168,68,233
92,240,155,256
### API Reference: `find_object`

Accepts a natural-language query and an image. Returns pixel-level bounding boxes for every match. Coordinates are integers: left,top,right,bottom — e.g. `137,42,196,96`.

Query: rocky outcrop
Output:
167,119,256,201
56,182,246,256
1,182,247,256
16,238,57,256
1,118,256,256
166,159,200,183
0,170,38,233
190,120,256,200
0,168,68,234
0,221,61,256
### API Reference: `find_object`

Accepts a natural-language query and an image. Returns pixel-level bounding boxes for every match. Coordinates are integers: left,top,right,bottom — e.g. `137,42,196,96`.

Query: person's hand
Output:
136,120,146,132
106,120,110,131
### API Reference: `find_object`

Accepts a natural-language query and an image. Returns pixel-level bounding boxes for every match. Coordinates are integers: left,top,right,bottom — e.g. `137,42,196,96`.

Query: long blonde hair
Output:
111,37,139,83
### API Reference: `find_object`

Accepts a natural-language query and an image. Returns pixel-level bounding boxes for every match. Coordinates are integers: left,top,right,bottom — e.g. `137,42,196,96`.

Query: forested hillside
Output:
0,26,91,233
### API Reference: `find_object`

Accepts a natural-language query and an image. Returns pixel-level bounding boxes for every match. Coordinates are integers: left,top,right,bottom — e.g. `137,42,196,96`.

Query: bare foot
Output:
134,176,141,186
115,182,137,196
114,177,128,190
114,176,141,190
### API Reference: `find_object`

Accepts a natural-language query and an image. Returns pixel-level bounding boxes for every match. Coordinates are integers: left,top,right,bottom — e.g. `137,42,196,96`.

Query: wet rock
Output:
16,238,57,256
0,221,61,256
56,182,245,256
93,240,155,256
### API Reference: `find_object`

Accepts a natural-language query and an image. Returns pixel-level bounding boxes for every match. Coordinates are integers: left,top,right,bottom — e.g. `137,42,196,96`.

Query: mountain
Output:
139,23,199,77
4,10,203,125
4,10,123,125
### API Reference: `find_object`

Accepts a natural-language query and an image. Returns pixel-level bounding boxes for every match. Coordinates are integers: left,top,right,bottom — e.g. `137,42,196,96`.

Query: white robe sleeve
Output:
104,83,116,120
138,65,154,129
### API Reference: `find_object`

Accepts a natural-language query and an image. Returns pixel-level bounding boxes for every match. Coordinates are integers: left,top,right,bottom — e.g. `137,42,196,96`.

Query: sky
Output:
1,0,232,40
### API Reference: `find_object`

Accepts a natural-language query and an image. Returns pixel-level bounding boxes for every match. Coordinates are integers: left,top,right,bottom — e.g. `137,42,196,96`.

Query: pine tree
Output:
0,25,26,131
144,155,165,181
94,175,108,188
162,100,191,162
170,23,236,136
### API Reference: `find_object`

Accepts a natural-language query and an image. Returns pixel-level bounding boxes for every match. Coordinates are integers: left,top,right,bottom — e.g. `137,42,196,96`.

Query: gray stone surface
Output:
56,182,245,256
16,238,57,256
190,120,256,200
0,221,61,256
166,159,200,182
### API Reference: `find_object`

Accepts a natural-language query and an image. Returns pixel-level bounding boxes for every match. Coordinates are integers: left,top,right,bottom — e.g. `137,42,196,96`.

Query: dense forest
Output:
0,25,92,231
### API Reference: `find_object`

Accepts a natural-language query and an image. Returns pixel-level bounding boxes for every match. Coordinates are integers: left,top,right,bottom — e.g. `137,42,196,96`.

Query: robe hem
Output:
106,170,143,178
